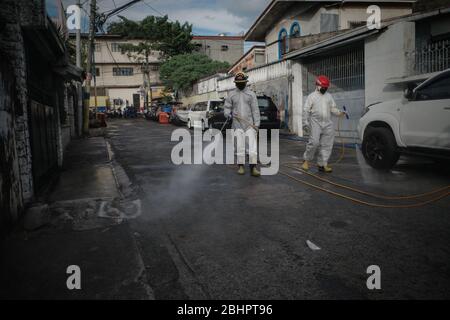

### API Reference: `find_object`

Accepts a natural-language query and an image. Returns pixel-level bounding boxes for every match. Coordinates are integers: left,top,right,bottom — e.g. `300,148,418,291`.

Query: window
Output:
113,67,134,76
415,74,450,100
111,42,125,52
221,45,229,51
94,43,101,52
278,29,288,60
258,97,277,111
210,101,224,112
95,68,100,77
290,22,301,38
150,65,159,71
320,13,339,33
195,102,207,111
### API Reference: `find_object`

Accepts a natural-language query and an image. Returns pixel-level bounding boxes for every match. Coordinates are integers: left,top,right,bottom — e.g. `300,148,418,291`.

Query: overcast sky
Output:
60,0,271,36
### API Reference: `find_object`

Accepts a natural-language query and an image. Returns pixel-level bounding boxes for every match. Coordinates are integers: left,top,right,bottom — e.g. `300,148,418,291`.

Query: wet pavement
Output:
1,118,449,299
105,118,449,299
0,136,152,299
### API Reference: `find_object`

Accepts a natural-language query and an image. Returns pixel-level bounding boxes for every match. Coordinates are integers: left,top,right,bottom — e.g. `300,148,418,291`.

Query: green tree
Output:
107,15,194,58
107,15,194,107
160,53,230,91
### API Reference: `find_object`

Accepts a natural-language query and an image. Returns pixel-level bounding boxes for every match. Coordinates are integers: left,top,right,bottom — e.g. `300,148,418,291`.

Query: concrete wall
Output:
229,48,266,75
94,39,162,64
95,62,160,107
365,21,416,106
108,88,140,107
264,3,412,63
180,91,221,107
95,63,160,88
93,38,162,103
193,37,244,66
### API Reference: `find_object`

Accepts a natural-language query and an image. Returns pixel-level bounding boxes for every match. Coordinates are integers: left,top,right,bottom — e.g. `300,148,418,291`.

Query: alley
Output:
105,118,450,299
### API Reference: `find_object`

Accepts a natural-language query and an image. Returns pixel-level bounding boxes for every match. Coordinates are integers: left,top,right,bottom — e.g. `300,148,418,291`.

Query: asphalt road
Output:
106,118,450,300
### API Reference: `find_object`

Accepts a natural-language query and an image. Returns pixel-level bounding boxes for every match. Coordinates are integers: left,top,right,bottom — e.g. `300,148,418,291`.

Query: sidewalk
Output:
0,136,153,299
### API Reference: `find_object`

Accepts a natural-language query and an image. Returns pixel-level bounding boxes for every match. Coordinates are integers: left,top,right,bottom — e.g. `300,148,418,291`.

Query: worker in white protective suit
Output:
302,75,346,173
224,72,261,177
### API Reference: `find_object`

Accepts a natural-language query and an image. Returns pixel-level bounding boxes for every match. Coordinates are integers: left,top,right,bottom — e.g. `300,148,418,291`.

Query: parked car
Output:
208,95,281,132
170,103,190,126
187,100,224,130
358,68,450,170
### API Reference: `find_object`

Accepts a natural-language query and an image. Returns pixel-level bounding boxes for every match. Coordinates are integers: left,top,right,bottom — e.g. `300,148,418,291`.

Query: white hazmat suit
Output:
224,87,260,164
303,90,342,167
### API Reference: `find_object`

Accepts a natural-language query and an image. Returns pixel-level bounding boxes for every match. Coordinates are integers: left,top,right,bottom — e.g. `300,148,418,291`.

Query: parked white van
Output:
187,99,225,130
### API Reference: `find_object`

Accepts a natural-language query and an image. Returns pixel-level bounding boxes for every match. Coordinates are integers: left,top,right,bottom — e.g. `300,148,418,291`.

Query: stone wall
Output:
0,0,35,206
0,52,23,238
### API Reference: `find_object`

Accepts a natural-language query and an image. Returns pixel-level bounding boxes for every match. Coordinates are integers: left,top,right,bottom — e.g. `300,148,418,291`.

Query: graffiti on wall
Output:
250,77,290,129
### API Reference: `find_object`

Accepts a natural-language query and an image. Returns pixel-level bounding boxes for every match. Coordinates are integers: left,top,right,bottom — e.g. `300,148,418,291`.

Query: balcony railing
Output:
407,39,450,76
286,30,348,54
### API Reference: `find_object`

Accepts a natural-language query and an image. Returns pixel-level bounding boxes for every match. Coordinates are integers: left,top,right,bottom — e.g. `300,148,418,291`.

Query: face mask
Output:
236,83,246,91
319,87,328,94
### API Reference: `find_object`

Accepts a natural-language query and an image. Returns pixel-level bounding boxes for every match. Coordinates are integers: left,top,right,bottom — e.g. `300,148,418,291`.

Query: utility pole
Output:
144,55,150,109
75,0,81,68
84,0,96,135
142,65,148,110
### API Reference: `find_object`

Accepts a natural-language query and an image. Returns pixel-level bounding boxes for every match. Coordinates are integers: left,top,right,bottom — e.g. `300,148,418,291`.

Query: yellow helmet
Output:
234,72,249,83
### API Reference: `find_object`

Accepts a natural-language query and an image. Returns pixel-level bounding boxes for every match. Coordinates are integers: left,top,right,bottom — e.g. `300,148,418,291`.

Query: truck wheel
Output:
362,127,400,170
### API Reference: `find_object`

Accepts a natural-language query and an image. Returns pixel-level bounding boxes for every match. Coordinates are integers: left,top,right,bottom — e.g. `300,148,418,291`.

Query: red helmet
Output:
316,75,330,88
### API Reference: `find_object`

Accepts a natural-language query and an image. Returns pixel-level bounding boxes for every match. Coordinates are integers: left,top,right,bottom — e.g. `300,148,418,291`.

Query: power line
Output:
142,1,167,18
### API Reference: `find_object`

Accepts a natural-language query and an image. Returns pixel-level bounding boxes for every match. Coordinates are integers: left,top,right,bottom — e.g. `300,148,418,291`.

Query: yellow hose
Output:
279,168,449,209
230,112,449,208
283,163,450,200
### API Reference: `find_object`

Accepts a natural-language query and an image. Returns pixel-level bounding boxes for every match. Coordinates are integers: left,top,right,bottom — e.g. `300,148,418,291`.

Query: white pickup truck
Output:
358,69,450,170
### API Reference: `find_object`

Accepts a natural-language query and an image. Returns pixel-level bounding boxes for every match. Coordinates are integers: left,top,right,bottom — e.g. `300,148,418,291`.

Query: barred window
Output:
304,48,365,93
113,67,134,76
